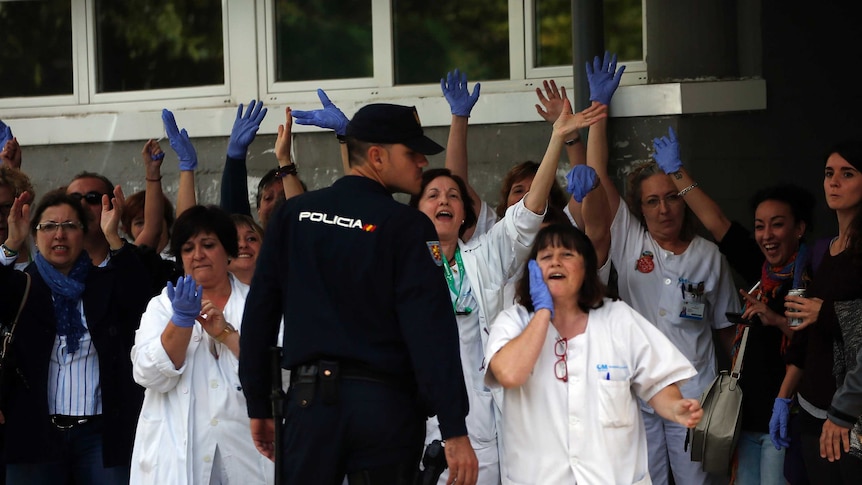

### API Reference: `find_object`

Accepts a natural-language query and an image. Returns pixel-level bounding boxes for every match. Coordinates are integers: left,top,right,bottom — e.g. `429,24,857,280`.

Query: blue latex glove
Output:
162,109,198,171
0,120,12,147
769,397,792,450
227,100,268,159
292,89,349,136
167,275,203,328
440,69,481,117
652,126,682,174
528,260,554,318
565,165,598,203
585,51,626,105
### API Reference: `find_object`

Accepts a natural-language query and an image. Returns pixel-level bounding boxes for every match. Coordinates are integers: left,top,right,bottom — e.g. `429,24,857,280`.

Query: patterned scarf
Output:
34,250,92,353
731,243,810,361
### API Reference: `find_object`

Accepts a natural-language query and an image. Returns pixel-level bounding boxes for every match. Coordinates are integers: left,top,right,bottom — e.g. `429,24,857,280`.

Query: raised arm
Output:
565,165,611,265
441,69,482,239
0,121,21,170
137,139,167,248
292,88,350,174
535,80,586,168
274,107,304,200
162,109,198,217
220,100,268,216
523,99,606,216
100,185,127,252
652,126,732,242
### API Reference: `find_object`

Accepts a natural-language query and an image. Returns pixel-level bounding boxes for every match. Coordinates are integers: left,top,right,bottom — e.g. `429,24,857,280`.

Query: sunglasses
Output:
69,191,105,205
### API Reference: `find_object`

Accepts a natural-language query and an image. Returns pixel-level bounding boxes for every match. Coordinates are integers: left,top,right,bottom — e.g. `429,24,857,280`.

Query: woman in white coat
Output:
130,205,273,485
408,99,606,484
485,224,703,484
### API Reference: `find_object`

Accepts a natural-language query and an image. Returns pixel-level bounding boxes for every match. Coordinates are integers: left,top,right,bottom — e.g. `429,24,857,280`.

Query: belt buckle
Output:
51,415,88,430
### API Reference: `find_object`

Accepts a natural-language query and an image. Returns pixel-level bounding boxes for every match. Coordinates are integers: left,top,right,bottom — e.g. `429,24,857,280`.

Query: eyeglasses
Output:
35,221,84,233
641,193,683,209
554,337,568,383
69,191,104,205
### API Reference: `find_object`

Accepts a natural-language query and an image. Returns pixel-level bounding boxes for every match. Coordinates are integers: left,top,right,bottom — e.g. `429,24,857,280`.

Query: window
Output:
94,1,225,93
0,0,74,98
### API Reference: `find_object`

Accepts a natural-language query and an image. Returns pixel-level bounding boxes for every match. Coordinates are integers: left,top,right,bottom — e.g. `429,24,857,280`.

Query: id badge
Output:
681,301,705,320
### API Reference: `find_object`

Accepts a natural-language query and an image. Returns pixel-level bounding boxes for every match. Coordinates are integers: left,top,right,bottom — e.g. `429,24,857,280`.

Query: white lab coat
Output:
130,274,273,485
425,197,545,485
485,301,697,485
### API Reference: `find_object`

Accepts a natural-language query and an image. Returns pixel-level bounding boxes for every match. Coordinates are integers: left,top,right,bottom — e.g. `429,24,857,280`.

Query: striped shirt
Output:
47,300,102,416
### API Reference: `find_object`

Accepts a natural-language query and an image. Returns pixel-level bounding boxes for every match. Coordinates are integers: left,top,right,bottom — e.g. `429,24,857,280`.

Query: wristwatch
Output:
215,323,237,343
1,243,19,259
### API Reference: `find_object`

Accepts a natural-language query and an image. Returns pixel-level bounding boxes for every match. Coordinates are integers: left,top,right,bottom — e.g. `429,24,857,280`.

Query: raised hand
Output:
535,80,569,123
100,185,125,243
292,89,349,136
275,107,293,165
0,136,22,169
162,109,198,171
441,69,481,118
769,397,792,449
0,120,12,148
528,260,554,318
4,191,32,250
652,126,682,174
565,165,599,203
142,139,165,173
168,275,203,328
552,100,608,141
228,100,268,159
586,51,626,105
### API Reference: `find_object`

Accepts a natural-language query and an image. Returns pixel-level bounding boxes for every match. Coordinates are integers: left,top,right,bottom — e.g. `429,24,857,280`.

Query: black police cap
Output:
346,104,444,155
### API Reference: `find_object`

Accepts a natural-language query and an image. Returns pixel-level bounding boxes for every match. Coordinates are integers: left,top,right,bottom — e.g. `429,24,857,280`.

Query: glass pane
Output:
95,1,224,93
393,0,509,85
534,0,643,68
0,0,73,97
274,0,373,82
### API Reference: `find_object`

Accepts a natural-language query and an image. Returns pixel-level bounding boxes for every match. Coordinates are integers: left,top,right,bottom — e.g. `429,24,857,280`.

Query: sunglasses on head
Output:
69,191,105,205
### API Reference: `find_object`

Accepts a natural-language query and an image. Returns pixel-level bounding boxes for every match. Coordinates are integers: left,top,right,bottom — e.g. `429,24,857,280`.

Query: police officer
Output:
239,103,478,485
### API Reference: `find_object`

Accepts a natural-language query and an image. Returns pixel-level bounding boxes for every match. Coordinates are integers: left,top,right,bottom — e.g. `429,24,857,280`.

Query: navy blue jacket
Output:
239,175,469,439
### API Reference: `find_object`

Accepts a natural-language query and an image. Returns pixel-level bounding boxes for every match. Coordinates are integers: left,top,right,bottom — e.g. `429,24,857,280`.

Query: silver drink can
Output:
787,288,806,327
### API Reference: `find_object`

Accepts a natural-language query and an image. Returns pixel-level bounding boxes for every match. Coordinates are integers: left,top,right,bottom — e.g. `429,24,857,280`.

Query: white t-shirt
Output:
609,202,738,400
485,300,696,485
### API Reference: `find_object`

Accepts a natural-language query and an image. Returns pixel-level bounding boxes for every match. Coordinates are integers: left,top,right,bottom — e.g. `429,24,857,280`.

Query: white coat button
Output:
659,310,667,317
182,387,189,394
210,380,219,389
210,418,218,426
664,278,672,285
203,455,212,462
193,336,201,342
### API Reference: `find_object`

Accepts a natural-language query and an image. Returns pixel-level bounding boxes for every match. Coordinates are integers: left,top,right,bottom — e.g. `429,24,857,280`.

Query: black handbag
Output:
0,272,31,410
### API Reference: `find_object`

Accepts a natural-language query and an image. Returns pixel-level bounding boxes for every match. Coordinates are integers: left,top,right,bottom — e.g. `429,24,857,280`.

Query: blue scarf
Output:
34,251,92,353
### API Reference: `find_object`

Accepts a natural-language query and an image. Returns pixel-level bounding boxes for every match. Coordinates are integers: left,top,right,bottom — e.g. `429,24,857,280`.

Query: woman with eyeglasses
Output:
130,205,273,485
584,126,740,484
0,188,151,484
484,223,702,484
407,98,606,484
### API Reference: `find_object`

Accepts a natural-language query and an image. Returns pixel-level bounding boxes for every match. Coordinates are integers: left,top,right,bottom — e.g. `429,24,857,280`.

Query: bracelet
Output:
275,164,298,179
215,323,237,343
146,176,163,182
1,243,19,258
678,182,699,197
564,137,581,146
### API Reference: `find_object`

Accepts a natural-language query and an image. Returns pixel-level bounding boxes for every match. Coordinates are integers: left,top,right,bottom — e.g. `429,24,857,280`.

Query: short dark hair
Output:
70,171,114,195
256,168,281,209
515,224,607,314
30,189,89,236
345,137,385,168
231,213,264,239
170,205,238,271
496,161,569,219
625,162,696,241
749,184,816,233
408,168,477,238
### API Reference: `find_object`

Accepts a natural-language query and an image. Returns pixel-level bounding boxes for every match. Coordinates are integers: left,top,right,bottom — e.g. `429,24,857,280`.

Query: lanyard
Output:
442,247,473,315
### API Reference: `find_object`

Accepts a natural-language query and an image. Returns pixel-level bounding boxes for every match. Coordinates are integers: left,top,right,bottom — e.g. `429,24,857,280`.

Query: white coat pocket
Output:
597,379,634,428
